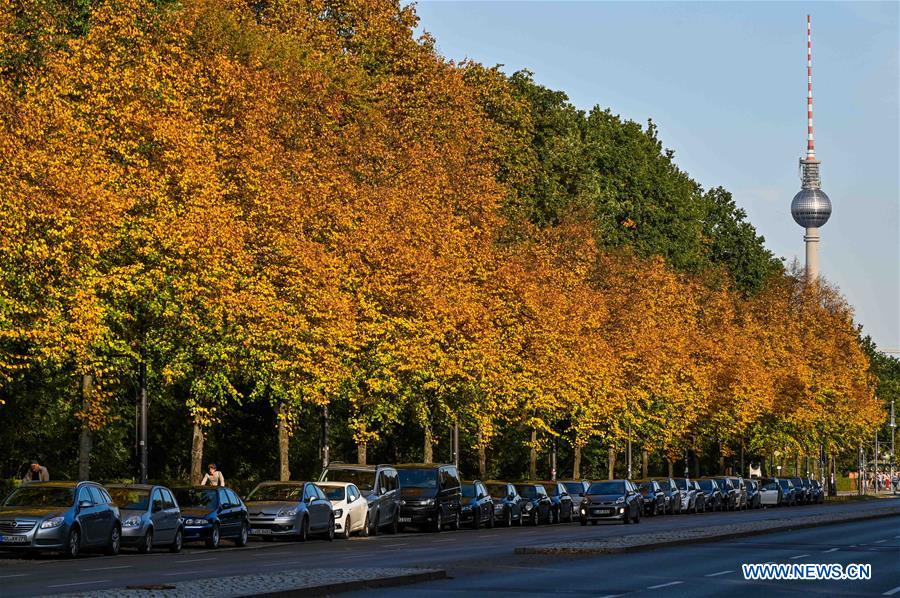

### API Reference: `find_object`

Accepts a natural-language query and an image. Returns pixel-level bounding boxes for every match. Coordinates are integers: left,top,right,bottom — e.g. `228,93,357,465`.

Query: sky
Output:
411,1,900,352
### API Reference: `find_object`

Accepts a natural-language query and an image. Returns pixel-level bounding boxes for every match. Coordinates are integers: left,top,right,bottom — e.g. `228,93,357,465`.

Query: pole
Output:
874,431,879,494
551,436,557,481
684,449,689,479
321,404,329,470
626,424,632,480
139,360,148,485
453,421,459,468
891,399,896,494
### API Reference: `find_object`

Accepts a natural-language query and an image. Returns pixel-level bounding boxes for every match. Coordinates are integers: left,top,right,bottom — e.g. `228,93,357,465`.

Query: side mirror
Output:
380,487,387,496
78,500,92,510
307,495,316,504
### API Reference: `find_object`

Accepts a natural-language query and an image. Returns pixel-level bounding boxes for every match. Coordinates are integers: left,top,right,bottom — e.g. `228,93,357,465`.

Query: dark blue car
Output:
172,486,249,549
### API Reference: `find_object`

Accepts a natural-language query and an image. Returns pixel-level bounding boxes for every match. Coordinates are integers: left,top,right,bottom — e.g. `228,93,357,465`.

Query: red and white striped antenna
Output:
806,14,815,160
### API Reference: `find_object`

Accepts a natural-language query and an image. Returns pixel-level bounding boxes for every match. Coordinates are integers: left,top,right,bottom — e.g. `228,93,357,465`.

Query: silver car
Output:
107,484,183,553
245,482,334,541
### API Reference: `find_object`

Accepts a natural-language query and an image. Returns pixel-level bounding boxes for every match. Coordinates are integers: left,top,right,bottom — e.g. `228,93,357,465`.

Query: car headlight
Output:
494,504,503,511
276,508,298,518
122,515,142,528
399,499,406,506
525,502,534,511
185,518,209,526
423,498,435,506
616,496,625,504
40,516,65,529
333,509,343,519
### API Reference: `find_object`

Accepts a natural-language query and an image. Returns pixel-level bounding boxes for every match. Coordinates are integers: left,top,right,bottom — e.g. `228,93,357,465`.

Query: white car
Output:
317,482,368,539
759,478,782,506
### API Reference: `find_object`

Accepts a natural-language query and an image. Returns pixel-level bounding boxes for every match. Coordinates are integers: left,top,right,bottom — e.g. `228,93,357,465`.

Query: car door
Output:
163,488,180,542
75,486,100,544
347,485,366,531
383,470,399,525
303,484,324,531
149,489,166,543
217,488,238,537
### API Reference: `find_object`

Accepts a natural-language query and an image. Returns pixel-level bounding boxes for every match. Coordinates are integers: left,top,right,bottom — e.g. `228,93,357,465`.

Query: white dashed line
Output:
648,581,683,589
883,586,900,596
823,548,839,553
789,554,810,560
47,580,110,589
383,543,410,547
0,574,29,579
873,539,887,544
175,557,215,564
161,571,193,577
81,565,133,571
705,570,734,577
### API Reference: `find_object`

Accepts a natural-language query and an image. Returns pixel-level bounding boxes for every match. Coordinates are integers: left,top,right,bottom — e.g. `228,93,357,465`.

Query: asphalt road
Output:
0,499,897,596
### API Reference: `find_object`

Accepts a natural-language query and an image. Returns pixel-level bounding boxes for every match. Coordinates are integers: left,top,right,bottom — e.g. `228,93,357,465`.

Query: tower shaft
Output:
804,227,820,282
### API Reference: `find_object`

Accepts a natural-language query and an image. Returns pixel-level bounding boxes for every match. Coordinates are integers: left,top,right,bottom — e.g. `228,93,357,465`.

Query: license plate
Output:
593,509,611,515
250,528,272,535
398,517,412,523
0,535,28,544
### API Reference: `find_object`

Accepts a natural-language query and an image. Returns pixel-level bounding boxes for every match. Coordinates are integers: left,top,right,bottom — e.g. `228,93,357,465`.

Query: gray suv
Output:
319,463,400,536
107,484,183,553
0,481,121,558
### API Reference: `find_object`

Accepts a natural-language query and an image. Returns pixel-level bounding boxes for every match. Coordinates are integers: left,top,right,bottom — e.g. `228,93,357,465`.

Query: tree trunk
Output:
573,445,582,479
529,429,537,479
78,374,93,481
190,419,204,485
278,404,290,481
641,449,649,479
607,446,616,480
424,422,433,463
357,441,367,465
718,454,725,475
478,443,486,478
667,459,674,478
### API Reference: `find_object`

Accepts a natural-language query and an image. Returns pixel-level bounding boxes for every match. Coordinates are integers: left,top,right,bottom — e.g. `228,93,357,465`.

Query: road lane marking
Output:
253,551,290,557
873,540,887,544
175,557,216,563
0,574,29,579
162,572,194,577
823,548,839,553
383,543,409,547
648,582,683,589
883,586,900,596
81,565,133,571
789,554,810,560
705,570,734,577
48,580,110,588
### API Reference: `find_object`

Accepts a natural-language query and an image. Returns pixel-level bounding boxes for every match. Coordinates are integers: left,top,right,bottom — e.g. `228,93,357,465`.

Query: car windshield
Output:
778,480,792,488
319,486,345,501
487,485,509,499
714,479,729,490
698,480,715,490
543,485,560,497
515,485,538,498
674,479,688,490
108,488,150,510
322,469,376,492
638,483,653,493
397,469,437,489
563,482,584,495
588,482,625,495
247,485,302,502
461,485,477,498
762,481,778,490
3,486,74,508
174,488,218,509
657,480,672,491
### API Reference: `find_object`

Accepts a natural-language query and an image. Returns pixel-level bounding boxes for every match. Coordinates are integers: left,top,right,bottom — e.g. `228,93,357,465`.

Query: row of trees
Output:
0,0,888,483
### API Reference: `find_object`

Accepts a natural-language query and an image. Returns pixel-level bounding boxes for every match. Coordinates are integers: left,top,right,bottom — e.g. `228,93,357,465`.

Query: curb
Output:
243,569,448,597
514,507,900,555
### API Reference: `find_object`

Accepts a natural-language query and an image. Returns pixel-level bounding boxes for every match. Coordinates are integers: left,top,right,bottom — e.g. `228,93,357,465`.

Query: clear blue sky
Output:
412,1,900,351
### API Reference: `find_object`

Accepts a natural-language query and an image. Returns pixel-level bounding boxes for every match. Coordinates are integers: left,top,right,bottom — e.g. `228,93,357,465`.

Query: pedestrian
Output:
200,463,225,487
22,460,49,483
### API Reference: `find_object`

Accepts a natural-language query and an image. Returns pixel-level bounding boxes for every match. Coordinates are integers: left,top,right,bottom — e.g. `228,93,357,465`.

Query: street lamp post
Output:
891,399,896,494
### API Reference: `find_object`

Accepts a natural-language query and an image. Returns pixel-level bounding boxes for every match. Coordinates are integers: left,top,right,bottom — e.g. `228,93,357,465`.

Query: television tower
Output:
791,15,832,282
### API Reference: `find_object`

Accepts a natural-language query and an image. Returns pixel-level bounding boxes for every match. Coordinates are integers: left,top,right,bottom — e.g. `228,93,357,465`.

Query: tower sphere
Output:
791,187,832,228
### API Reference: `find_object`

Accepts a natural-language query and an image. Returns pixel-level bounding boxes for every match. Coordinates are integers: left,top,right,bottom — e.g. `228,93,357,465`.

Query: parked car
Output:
396,463,461,532
789,477,811,504
579,480,641,525
245,481,333,542
745,479,762,509
726,477,748,510
696,479,724,511
636,480,666,516
759,478,783,507
485,482,523,527
173,486,249,548
107,484,182,553
514,483,552,526
560,480,590,509
673,478,700,513
317,482,368,539
319,463,400,535
0,481,121,558
690,480,707,512
460,480,494,529
652,478,682,514
539,481,575,523
809,479,825,504
777,478,798,506
712,478,739,510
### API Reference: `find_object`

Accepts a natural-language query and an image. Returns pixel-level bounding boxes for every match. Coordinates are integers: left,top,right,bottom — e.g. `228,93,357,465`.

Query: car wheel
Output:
472,510,480,530
342,516,352,540
138,529,153,554
386,511,399,535
450,512,460,531
360,512,370,537
169,528,183,553
298,516,309,542
63,527,81,559
105,525,121,556
326,517,335,541
235,521,249,547
371,513,380,536
432,510,442,533
505,509,513,528
206,523,220,549
564,507,573,523
487,509,495,528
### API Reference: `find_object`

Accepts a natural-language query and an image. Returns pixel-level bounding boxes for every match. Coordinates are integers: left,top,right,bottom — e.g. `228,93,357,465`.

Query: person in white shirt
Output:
200,463,225,487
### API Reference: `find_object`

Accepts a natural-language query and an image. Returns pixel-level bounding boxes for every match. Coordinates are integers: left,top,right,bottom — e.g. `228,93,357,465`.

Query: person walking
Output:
22,460,49,483
200,463,225,487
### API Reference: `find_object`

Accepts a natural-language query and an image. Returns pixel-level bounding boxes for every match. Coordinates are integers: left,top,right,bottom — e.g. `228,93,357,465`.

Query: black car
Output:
790,477,811,504
319,463,400,536
778,478,798,506
809,478,825,504
460,480,494,529
539,481,575,524
0,482,121,558
514,483,552,526
579,480,641,525
485,482,523,527
712,478,739,510
696,478,724,511
396,463,461,532
652,478,682,514
636,480,666,516
172,486,249,548
745,479,762,509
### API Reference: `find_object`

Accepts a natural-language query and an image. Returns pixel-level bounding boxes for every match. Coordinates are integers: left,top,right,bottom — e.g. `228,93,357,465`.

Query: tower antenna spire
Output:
807,15,815,160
